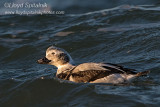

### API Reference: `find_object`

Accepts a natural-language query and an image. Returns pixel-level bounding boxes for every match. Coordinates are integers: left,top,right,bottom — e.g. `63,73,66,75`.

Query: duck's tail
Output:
136,70,150,77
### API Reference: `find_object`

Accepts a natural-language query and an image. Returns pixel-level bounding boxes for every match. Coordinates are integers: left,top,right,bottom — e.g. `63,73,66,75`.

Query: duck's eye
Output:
52,52,55,55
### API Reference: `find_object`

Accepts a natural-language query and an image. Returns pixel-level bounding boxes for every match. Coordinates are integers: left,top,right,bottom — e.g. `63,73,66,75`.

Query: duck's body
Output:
56,62,149,83
37,46,149,83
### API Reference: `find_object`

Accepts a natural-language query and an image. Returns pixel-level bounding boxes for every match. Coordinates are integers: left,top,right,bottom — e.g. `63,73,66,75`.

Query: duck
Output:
37,46,150,84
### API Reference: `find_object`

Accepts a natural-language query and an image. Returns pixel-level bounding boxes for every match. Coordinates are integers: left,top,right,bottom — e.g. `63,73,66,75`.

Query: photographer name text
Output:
4,2,48,9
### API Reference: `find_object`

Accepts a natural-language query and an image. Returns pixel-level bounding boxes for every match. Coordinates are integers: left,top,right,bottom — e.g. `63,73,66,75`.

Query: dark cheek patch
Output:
58,53,70,64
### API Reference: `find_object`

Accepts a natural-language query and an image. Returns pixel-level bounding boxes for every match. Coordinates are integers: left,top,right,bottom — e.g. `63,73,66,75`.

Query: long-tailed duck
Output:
37,46,150,84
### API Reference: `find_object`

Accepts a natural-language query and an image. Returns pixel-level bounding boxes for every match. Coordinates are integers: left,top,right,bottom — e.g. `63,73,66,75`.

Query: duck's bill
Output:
37,57,51,64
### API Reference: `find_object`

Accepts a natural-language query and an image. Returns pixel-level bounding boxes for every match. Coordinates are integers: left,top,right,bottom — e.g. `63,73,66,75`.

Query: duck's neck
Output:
56,63,76,75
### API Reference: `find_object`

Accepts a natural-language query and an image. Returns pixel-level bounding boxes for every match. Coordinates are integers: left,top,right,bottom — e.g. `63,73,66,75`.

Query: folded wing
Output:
70,63,137,83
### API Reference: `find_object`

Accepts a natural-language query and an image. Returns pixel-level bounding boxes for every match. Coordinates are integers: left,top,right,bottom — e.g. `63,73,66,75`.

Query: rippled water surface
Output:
0,1,160,107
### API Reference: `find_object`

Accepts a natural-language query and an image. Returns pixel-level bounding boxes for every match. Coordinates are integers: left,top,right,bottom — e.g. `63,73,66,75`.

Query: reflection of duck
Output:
37,46,150,83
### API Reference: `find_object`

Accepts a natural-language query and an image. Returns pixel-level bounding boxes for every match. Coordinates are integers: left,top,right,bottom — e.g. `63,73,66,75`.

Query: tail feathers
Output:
136,70,150,77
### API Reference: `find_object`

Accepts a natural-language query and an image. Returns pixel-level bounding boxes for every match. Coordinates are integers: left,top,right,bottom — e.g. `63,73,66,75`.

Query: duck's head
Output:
37,46,74,68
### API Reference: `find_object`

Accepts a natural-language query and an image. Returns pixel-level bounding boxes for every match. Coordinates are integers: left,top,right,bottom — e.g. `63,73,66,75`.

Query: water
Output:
0,0,160,107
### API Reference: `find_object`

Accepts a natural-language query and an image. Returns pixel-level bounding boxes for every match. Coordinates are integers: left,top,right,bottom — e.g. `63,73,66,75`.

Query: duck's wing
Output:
70,63,137,83
102,63,136,74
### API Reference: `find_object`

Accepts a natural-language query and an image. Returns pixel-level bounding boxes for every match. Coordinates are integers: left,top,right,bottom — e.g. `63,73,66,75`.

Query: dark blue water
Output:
0,0,160,107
